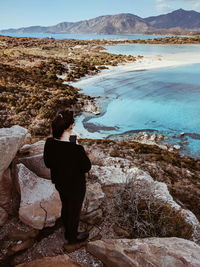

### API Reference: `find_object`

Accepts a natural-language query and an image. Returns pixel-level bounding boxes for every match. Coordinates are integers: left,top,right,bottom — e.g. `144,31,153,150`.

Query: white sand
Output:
72,52,200,87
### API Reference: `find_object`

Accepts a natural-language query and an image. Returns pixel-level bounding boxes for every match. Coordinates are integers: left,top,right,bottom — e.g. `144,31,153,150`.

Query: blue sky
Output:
1,0,200,29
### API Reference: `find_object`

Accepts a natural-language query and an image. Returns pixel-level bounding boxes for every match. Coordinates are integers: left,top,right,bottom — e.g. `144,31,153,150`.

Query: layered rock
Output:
16,254,82,267
0,167,13,211
18,141,50,179
0,125,28,180
81,182,105,224
17,164,61,229
0,206,8,226
87,237,200,267
0,126,28,224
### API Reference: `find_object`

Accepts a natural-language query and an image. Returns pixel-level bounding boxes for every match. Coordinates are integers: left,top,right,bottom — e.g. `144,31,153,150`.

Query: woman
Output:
43,110,91,249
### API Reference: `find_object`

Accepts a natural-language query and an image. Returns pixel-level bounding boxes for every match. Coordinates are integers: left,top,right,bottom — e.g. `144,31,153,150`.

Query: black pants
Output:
55,183,86,243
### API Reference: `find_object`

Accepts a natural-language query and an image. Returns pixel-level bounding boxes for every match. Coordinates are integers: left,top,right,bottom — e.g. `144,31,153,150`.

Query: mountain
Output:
0,13,149,34
145,9,200,30
1,9,200,34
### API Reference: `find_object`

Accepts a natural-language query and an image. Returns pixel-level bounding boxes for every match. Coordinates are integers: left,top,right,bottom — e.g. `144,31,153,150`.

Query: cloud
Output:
155,0,173,12
155,0,200,12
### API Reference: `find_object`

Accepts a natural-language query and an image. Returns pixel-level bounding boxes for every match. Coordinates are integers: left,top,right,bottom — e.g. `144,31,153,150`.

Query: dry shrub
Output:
103,177,194,240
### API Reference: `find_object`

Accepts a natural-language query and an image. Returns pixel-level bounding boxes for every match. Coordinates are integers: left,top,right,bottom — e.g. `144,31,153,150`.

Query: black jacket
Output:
43,138,91,189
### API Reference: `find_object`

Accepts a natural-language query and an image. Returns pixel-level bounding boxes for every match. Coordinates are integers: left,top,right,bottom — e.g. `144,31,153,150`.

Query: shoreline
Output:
72,52,200,86
71,52,200,159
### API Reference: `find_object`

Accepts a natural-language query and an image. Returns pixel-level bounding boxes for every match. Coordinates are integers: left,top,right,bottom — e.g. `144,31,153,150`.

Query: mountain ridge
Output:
1,9,200,34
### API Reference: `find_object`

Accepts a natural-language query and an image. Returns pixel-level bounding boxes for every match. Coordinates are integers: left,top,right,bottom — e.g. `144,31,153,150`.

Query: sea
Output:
3,33,200,157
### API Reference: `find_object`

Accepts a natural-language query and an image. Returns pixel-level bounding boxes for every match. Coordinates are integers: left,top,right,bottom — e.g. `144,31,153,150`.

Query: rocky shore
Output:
0,125,200,266
2,35,200,138
0,35,137,137
1,35,200,266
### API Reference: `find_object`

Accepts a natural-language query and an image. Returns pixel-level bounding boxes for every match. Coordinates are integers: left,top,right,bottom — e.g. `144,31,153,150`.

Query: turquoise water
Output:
105,44,200,55
1,33,172,40
74,64,200,158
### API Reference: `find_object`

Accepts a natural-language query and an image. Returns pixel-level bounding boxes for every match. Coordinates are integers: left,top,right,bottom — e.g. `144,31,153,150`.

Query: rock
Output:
7,239,35,255
6,229,39,241
19,154,51,179
17,164,61,229
0,206,8,226
112,225,130,238
0,125,28,181
91,165,200,241
16,254,82,267
83,183,105,214
173,145,181,150
80,98,101,115
81,209,103,225
0,167,13,211
18,141,50,179
81,183,104,225
91,165,127,184
19,140,45,156
87,237,200,267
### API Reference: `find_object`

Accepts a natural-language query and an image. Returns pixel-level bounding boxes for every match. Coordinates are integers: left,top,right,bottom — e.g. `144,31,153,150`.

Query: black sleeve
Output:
78,145,91,173
43,139,53,168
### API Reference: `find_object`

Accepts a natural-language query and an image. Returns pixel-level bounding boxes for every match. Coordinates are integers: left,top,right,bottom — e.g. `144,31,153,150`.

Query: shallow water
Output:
1,33,172,40
74,63,200,158
105,43,200,55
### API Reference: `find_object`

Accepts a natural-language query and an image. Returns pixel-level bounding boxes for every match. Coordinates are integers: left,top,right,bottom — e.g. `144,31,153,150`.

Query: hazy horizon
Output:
1,0,200,30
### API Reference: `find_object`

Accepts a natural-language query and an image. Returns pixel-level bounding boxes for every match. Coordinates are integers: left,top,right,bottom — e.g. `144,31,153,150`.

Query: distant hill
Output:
145,9,200,30
1,9,200,34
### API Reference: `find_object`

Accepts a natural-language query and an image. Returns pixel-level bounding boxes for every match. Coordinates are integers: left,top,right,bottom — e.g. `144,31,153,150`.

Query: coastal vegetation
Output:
0,36,136,135
1,34,200,136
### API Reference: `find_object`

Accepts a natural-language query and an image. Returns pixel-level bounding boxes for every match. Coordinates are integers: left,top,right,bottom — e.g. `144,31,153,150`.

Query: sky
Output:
1,0,200,30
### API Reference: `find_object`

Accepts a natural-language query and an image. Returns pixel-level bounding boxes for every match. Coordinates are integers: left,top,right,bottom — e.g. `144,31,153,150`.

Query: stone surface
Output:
16,254,82,267
81,183,104,225
0,125,28,181
17,164,61,229
0,206,8,226
83,183,105,214
19,154,51,179
19,141,50,179
0,167,13,211
19,141,45,156
87,237,200,267
8,239,35,255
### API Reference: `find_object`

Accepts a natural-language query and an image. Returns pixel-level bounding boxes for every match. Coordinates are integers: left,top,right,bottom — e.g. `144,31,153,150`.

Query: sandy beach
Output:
73,52,200,86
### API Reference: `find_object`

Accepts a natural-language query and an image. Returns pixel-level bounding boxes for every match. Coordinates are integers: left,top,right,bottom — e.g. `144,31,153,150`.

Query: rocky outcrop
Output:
18,141,50,179
0,125,28,180
0,167,13,212
81,182,105,224
87,237,200,267
19,154,50,180
17,164,61,229
0,126,28,225
16,254,82,267
0,206,8,226
90,159,200,242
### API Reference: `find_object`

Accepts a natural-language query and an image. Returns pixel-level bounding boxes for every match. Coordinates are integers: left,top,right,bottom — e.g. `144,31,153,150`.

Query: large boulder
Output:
16,254,82,267
19,154,50,179
17,164,61,229
87,237,200,267
0,125,28,180
18,141,50,179
0,167,13,211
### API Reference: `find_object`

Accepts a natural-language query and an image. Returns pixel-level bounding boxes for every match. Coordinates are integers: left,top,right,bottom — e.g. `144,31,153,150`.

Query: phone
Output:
69,135,77,143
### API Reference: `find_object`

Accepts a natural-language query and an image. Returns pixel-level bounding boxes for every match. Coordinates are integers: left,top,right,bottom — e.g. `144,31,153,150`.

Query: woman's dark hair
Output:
52,110,74,139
